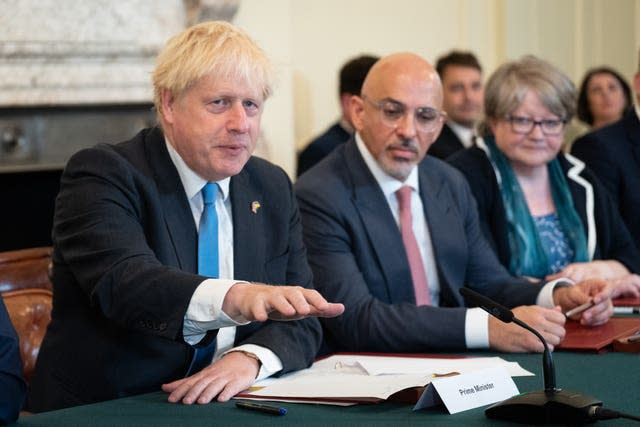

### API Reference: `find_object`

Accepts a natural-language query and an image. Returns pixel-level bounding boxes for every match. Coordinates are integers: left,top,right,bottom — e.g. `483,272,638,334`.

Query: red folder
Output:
557,317,640,351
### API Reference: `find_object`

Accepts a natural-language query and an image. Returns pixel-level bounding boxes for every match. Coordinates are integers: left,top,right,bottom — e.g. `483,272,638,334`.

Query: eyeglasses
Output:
362,96,446,133
505,115,566,136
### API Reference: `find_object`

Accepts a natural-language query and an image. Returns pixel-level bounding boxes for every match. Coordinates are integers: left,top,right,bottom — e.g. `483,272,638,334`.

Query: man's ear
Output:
340,92,352,116
349,95,365,132
429,119,445,143
160,89,176,124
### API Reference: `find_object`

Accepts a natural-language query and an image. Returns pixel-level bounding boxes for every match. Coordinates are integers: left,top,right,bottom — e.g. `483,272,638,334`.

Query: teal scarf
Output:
485,137,588,278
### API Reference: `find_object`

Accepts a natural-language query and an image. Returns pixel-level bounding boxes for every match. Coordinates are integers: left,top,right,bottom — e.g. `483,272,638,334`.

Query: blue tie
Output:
188,182,219,375
198,182,219,278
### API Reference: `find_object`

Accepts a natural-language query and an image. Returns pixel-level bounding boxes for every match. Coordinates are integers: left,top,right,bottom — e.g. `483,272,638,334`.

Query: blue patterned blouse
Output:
533,213,574,274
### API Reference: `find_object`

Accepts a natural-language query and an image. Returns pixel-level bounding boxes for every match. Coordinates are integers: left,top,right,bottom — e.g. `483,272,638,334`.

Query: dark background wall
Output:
0,170,62,251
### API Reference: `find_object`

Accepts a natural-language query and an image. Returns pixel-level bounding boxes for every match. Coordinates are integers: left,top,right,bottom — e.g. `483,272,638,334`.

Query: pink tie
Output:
396,186,431,306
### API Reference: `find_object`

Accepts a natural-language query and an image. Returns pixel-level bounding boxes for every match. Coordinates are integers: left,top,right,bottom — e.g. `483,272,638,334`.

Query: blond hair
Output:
152,21,273,117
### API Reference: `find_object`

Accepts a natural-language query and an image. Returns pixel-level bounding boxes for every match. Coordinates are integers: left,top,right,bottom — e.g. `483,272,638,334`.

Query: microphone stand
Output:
486,317,602,425
459,287,602,425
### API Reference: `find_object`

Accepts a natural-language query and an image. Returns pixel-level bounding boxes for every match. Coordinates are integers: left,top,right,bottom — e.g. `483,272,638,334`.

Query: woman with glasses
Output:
448,55,640,286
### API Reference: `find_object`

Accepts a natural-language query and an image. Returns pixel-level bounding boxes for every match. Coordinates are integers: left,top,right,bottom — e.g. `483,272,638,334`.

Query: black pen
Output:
235,401,287,416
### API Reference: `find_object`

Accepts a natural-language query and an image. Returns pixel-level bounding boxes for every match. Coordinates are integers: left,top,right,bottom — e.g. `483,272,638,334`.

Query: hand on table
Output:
162,351,259,404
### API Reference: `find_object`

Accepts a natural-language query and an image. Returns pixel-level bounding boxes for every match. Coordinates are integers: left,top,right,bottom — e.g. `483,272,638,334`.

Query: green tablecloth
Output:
16,351,640,426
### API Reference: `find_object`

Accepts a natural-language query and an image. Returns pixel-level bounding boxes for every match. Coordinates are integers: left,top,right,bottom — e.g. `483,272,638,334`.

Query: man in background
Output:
428,50,484,159
571,50,640,245
297,54,379,176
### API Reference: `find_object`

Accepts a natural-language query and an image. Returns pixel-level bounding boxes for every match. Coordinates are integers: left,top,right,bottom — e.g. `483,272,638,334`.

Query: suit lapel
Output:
230,167,264,282
145,128,197,272
345,142,415,303
444,124,466,151
418,162,458,305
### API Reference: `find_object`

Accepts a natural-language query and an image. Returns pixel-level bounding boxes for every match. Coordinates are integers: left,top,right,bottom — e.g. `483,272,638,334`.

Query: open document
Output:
236,354,533,405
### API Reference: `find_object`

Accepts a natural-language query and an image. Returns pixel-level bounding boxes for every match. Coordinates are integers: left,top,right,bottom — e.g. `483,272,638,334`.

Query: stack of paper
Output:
236,354,532,405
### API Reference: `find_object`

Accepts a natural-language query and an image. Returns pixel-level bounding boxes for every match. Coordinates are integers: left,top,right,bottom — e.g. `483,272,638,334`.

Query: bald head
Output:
361,52,443,106
352,52,446,181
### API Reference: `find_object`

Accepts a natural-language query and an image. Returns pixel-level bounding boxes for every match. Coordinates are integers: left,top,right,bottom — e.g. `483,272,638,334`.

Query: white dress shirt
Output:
447,120,478,149
166,140,282,379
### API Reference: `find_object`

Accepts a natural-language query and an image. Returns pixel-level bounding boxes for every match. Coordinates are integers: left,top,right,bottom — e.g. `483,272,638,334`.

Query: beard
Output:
376,138,421,181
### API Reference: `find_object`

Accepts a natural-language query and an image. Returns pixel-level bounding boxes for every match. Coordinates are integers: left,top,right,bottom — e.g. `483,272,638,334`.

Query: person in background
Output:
297,55,379,176
0,297,26,424
571,50,640,249
27,21,343,412
448,56,640,289
428,50,484,159
295,52,613,356
577,66,632,130
564,66,633,150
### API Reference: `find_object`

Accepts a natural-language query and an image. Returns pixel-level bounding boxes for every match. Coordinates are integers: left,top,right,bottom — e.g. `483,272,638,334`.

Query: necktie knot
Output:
396,185,413,211
202,182,217,205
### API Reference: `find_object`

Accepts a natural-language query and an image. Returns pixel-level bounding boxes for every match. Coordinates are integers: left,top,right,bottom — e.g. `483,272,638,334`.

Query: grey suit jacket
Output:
295,138,541,353
28,127,321,412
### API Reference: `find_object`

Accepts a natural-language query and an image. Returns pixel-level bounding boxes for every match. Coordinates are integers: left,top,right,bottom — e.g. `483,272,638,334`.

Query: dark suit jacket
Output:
448,147,640,275
428,123,466,160
27,127,322,412
294,139,542,353
0,298,26,424
571,111,640,245
297,122,351,176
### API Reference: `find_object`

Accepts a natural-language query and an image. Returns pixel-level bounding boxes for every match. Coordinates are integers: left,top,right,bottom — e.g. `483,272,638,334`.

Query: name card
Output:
414,366,519,414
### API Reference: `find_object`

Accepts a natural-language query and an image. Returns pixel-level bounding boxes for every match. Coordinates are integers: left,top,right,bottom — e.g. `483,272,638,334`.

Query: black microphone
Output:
459,287,603,425
459,287,557,392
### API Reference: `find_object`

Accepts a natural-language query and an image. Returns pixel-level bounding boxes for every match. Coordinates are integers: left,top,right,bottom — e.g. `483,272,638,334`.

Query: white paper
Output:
321,354,533,377
250,372,431,399
242,354,531,406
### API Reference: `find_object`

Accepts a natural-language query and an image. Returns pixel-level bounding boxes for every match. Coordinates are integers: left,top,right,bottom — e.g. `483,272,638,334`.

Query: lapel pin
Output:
251,201,261,214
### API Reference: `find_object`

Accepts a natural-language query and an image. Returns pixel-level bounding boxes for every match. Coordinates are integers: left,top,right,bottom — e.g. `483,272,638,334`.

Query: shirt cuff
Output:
224,344,283,381
537,278,574,308
465,307,490,349
183,279,250,345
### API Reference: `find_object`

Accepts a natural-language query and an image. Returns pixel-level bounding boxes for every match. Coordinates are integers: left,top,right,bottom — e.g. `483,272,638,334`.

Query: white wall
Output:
236,0,640,177
234,0,296,176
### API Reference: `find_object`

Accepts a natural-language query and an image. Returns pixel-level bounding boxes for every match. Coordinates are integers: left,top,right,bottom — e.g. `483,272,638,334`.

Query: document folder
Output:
557,317,640,351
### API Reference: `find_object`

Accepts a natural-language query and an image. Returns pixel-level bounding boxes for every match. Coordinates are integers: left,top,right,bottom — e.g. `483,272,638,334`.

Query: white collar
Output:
164,138,230,201
447,120,476,148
